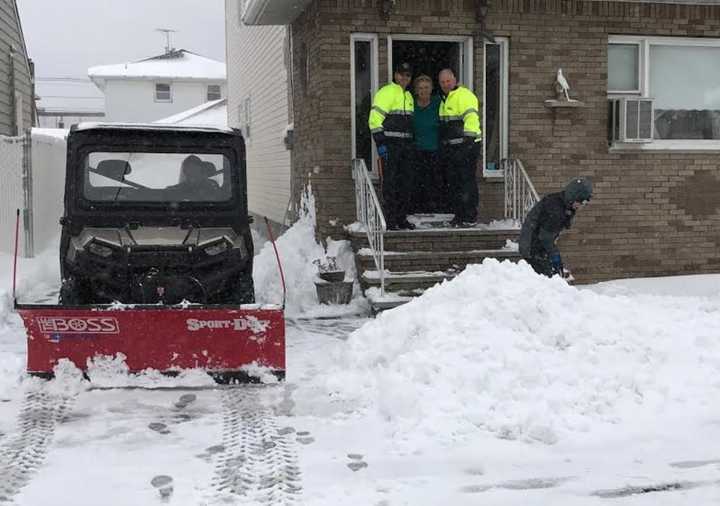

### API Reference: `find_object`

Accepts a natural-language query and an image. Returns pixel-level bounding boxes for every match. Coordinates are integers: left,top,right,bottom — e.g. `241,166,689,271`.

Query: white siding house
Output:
226,0,292,226
88,50,226,123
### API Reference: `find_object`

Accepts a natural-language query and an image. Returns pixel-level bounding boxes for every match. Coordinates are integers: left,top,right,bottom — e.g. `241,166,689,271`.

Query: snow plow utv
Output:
14,123,285,382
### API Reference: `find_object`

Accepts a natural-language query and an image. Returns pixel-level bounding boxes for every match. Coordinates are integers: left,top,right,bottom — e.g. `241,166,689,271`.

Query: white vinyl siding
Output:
0,0,33,135
226,0,291,225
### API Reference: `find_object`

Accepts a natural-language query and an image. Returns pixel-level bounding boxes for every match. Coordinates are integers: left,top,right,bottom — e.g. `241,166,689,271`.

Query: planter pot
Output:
315,280,353,305
318,271,345,282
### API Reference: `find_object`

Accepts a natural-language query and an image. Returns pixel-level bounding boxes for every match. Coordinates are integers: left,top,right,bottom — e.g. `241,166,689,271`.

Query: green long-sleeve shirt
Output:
413,95,440,152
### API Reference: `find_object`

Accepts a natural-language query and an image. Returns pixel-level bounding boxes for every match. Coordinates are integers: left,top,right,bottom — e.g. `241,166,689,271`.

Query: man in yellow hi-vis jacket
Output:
368,62,415,230
438,68,482,227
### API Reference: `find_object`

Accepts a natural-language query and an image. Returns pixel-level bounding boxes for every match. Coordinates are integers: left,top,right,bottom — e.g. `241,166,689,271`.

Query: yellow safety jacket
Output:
439,86,481,145
368,82,414,143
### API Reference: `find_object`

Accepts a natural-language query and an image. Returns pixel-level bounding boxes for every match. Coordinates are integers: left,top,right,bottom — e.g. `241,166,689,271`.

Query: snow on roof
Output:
155,98,227,128
88,50,225,87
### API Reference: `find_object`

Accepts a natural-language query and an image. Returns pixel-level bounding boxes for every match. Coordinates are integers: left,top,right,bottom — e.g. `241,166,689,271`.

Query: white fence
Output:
0,129,67,258
30,130,67,254
0,134,28,256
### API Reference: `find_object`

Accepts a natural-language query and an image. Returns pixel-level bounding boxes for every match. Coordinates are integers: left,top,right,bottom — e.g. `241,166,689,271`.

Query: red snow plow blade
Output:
15,304,285,382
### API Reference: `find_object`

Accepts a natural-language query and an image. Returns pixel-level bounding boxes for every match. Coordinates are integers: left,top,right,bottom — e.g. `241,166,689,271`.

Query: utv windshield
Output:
83,151,233,203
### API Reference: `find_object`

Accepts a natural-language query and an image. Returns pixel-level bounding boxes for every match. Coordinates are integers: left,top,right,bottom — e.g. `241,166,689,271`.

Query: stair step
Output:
349,227,520,253
357,249,521,272
361,270,455,289
364,287,421,313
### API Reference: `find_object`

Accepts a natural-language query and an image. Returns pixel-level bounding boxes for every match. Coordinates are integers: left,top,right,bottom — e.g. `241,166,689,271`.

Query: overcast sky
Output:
18,0,226,79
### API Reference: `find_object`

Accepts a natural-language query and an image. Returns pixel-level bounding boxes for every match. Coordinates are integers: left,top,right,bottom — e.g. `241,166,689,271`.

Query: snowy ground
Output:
1,207,720,504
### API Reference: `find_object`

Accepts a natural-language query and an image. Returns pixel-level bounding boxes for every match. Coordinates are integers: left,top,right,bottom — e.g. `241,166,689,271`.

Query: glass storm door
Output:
351,34,378,174
483,37,509,175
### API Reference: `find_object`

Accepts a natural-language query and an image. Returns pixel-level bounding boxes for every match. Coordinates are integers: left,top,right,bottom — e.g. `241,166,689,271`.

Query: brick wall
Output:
291,0,720,282
490,0,720,282
291,0,483,240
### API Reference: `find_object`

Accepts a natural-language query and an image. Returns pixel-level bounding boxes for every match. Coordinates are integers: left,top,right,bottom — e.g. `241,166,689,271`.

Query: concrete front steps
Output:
348,218,521,312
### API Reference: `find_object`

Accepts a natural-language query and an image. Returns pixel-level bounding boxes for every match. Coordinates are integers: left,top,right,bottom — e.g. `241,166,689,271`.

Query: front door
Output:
388,35,473,95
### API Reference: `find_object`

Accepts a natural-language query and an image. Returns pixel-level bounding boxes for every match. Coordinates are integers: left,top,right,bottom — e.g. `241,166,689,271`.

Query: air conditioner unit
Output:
608,97,654,144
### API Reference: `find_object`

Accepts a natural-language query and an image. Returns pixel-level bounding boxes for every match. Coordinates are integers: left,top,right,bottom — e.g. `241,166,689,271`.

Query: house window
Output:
608,43,640,93
207,84,222,101
155,83,172,102
609,36,720,146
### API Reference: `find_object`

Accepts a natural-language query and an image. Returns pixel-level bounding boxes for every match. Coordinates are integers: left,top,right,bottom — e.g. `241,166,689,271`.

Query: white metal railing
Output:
502,158,540,223
352,158,386,296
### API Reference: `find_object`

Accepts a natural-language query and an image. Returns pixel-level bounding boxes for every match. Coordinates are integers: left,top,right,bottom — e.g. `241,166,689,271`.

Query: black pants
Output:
442,142,480,223
411,149,447,213
382,140,414,228
525,255,554,277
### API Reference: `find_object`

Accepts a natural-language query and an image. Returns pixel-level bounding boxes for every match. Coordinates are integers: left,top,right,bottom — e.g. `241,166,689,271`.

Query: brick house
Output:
235,0,720,285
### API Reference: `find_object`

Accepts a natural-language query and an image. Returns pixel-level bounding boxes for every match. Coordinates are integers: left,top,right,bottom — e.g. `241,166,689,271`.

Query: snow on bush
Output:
311,259,720,445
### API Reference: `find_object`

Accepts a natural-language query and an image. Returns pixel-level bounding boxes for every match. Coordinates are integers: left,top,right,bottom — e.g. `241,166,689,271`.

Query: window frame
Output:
154,82,172,103
609,35,720,151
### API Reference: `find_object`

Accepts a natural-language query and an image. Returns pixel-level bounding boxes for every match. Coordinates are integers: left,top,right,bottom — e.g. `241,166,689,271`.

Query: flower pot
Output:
318,270,345,282
315,280,353,305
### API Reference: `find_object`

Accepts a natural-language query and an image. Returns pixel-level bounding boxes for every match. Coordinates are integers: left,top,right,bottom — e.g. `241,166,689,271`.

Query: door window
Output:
351,34,378,174
484,38,509,176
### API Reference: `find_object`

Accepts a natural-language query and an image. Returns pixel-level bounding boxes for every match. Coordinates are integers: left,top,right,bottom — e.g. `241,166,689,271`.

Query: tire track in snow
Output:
0,390,74,503
205,386,302,505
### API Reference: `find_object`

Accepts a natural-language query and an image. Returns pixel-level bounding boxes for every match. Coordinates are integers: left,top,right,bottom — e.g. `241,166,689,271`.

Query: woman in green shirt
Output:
412,74,447,213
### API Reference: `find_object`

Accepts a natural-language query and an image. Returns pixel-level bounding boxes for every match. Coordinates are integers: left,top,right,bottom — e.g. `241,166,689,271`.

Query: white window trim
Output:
154,82,172,103
350,33,379,176
386,34,474,89
483,37,509,179
609,34,720,151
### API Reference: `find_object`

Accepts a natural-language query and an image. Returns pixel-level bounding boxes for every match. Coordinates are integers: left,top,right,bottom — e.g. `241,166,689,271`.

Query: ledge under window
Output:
483,168,505,179
610,140,720,152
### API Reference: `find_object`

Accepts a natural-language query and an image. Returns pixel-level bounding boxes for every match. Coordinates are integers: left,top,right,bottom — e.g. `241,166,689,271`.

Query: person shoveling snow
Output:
519,177,593,280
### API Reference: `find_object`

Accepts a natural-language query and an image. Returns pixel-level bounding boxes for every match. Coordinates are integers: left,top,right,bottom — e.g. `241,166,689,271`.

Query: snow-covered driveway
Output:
1,310,720,505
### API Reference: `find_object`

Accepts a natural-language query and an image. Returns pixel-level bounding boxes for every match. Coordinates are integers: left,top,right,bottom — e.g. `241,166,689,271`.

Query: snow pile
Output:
310,259,720,445
253,187,367,317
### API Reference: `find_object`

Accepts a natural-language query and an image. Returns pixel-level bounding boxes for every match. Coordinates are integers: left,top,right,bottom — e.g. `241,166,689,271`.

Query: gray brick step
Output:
363,286,420,313
357,249,521,272
348,227,520,253
361,270,455,290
